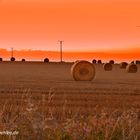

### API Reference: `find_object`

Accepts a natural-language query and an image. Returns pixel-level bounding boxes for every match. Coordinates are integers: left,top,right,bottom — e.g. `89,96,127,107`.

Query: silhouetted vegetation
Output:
109,60,115,64
92,59,96,64
0,58,3,61
97,60,102,64
21,59,26,62
10,57,15,61
44,58,49,63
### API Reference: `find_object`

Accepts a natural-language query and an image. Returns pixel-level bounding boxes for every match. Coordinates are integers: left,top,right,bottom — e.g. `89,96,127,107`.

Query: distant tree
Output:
10,57,15,61
92,59,96,64
21,59,26,62
0,58,3,61
98,60,102,64
109,60,115,64
44,58,49,62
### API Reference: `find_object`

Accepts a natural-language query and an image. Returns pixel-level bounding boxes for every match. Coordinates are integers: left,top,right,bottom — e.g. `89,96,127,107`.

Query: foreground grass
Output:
0,90,139,140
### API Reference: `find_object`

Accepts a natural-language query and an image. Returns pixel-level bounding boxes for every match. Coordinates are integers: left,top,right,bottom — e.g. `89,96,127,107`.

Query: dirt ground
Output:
0,61,139,110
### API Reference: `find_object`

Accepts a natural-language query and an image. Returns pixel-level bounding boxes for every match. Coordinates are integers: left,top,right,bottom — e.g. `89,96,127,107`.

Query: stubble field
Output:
0,61,139,140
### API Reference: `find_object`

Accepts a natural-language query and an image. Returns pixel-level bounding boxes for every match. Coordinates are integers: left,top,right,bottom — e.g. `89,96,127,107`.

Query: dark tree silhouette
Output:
21,59,26,62
44,58,49,62
109,60,115,64
0,58,3,61
92,59,96,64
10,57,15,61
98,60,102,64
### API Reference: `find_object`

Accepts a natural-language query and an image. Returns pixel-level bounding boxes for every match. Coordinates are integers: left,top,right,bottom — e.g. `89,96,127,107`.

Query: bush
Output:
21,59,26,62
0,58,3,61
10,57,15,61
44,58,49,63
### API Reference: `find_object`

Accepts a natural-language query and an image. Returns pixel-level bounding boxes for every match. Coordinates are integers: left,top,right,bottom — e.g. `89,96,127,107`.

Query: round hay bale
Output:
71,60,95,81
44,58,49,62
126,64,138,73
21,59,25,62
135,60,140,64
0,58,3,61
120,62,128,69
103,63,112,71
92,59,96,64
74,60,80,63
98,60,102,64
10,57,15,61
109,60,114,64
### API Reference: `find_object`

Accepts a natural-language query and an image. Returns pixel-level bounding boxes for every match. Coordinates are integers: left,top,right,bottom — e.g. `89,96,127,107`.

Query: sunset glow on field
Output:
0,0,140,61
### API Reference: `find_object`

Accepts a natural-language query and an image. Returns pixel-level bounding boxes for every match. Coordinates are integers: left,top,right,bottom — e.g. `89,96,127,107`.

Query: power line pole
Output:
58,40,64,62
11,48,13,58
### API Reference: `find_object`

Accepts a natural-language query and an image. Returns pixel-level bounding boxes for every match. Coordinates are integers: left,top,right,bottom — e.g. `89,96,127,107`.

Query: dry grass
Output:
0,62,139,140
0,88,139,140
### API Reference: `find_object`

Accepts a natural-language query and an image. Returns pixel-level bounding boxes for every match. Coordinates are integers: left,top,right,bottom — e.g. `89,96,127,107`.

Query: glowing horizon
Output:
0,0,140,56
0,48,140,63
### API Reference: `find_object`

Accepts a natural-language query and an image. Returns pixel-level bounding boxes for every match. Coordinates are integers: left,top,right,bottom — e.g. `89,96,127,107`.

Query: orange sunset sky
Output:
0,0,140,62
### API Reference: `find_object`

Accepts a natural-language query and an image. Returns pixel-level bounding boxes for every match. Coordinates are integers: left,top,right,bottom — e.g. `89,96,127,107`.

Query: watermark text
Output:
0,131,19,136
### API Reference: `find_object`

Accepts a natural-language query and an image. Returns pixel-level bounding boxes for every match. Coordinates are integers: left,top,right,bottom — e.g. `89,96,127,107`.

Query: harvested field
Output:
0,62,139,139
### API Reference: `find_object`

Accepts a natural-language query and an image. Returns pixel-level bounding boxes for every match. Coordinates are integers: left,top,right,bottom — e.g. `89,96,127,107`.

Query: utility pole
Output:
58,40,64,62
11,48,13,58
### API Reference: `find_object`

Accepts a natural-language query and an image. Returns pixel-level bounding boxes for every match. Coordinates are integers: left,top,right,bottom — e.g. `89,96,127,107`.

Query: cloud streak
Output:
0,48,140,62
